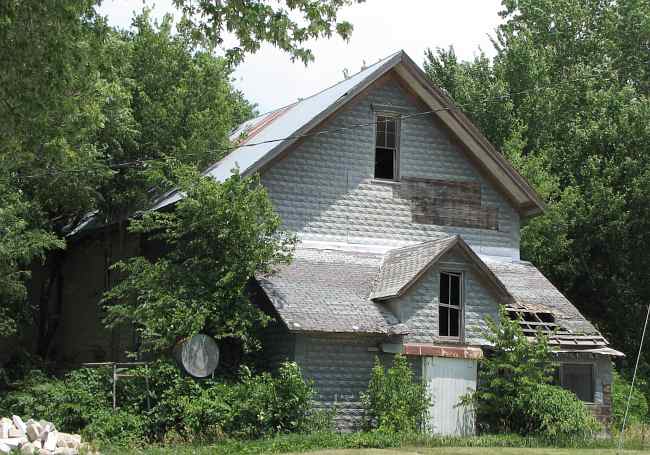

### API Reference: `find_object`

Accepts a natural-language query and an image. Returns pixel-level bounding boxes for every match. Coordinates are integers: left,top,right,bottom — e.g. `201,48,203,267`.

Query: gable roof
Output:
152,50,544,217
370,235,509,301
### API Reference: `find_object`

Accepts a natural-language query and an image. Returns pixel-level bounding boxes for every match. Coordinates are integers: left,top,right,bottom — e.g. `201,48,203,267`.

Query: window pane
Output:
562,364,594,402
440,273,450,305
439,306,449,336
374,148,394,180
386,131,395,148
450,274,460,306
386,118,396,135
376,116,386,148
449,308,460,337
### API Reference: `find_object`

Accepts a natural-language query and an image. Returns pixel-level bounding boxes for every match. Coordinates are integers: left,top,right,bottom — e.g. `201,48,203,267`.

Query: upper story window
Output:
374,114,399,180
439,271,462,339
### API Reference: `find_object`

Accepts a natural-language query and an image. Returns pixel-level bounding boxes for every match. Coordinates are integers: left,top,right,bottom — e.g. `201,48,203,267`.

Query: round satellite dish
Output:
176,334,219,378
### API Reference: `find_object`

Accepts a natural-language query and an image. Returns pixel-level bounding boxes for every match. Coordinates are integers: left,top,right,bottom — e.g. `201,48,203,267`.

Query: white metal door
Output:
422,356,477,436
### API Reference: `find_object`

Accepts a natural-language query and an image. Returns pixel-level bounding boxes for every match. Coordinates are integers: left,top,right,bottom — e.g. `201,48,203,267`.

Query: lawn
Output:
294,449,649,455
108,448,649,455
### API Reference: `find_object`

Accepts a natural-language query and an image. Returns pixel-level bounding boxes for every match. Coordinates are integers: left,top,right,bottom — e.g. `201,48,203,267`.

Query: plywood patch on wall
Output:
399,177,498,230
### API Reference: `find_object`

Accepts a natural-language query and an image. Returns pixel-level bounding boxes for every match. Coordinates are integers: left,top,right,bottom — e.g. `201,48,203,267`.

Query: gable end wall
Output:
261,75,521,257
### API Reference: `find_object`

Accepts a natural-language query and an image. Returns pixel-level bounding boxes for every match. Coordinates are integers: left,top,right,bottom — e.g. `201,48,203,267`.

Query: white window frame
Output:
372,112,400,181
438,271,464,341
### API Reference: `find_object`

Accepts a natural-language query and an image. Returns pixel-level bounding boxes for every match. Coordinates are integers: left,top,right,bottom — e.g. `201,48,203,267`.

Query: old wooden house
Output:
34,50,622,435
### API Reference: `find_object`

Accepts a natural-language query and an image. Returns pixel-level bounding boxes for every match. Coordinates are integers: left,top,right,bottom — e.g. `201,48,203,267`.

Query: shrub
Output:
1,360,318,445
219,362,316,439
514,382,599,439
0,368,112,432
612,370,649,428
469,305,599,439
361,354,429,433
82,409,147,447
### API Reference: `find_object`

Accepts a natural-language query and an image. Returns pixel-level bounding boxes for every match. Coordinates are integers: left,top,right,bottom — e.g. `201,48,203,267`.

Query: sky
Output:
97,0,504,113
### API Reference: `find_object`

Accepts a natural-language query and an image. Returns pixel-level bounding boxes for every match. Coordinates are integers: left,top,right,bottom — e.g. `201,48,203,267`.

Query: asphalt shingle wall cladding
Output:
261,77,521,258
390,249,500,345
294,333,389,431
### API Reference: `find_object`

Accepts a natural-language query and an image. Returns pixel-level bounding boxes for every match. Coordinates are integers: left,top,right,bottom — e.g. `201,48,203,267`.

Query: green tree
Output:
173,0,363,64
361,354,429,433
0,176,64,337
471,307,597,437
424,0,650,385
0,0,361,356
102,164,296,353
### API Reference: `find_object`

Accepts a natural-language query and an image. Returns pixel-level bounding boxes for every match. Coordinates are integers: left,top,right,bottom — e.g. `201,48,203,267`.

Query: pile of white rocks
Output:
0,416,89,455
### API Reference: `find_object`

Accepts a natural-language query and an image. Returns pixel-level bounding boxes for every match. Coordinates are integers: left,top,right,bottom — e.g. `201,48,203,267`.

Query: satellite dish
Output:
175,334,220,378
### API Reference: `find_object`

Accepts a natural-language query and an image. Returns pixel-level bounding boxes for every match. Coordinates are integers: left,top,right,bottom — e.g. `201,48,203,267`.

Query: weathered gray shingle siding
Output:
390,249,500,345
260,319,295,371
294,333,387,431
261,77,521,258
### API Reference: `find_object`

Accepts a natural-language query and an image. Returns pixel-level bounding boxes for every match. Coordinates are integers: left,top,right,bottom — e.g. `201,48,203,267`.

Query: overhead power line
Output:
11,67,633,181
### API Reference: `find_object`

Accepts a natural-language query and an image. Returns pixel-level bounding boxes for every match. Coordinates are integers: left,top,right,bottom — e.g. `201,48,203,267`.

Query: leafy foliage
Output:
1,361,317,444
470,306,597,438
102,165,296,353
612,370,649,428
361,354,429,433
173,0,362,64
0,178,64,336
514,382,600,438
424,0,650,383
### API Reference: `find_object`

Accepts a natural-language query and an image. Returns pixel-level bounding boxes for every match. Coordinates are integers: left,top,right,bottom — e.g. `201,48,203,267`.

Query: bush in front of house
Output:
514,382,600,438
469,306,599,439
0,360,320,446
361,354,429,433
611,370,649,429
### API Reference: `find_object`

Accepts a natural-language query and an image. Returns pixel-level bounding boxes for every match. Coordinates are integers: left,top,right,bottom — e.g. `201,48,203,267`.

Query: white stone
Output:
21,442,38,454
26,423,42,442
0,421,9,439
57,433,81,449
0,437,27,448
0,442,10,454
44,430,58,451
12,416,26,433
54,448,78,455
9,426,25,438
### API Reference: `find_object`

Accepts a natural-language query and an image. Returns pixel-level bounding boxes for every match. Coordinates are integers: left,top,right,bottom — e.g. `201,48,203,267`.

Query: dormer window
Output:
439,272,462,339
374,114,399,180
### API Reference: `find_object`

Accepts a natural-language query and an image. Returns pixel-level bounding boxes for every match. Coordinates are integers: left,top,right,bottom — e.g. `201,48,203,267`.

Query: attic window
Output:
374,115,399,180
439,272,462,338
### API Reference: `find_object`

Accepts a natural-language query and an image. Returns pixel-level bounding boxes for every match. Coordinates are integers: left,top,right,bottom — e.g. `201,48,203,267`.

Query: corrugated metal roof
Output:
152,51,403,210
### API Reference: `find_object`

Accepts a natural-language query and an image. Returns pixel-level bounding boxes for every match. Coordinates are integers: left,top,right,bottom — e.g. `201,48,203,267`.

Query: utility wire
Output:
618,302,650,453
10,67,632,181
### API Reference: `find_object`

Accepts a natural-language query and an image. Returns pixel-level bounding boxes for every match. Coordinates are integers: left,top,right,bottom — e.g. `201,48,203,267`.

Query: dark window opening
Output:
439,272,461,338
561,364,594,402
374,115,399,180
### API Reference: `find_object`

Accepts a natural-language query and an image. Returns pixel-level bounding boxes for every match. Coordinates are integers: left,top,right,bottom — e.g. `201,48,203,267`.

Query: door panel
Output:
422,356,477,436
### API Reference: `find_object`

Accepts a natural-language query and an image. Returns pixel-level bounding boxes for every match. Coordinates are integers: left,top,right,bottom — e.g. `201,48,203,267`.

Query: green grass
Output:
100,432,650,455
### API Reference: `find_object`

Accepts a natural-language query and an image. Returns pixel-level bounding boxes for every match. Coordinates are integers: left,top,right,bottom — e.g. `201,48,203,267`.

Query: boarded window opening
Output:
439,272,461,338
374,115,399,180
561,364,594,402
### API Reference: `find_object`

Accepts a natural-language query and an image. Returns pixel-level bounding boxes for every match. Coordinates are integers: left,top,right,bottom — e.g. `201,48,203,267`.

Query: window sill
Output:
370,178,401,187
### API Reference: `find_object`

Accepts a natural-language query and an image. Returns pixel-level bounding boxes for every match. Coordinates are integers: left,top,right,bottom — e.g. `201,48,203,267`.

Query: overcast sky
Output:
98,0,504,112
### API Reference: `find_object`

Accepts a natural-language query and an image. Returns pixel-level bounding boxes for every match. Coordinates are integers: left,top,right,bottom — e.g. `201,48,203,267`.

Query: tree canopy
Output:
102,165,296,354
0,0,356,353
425,0,650,378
